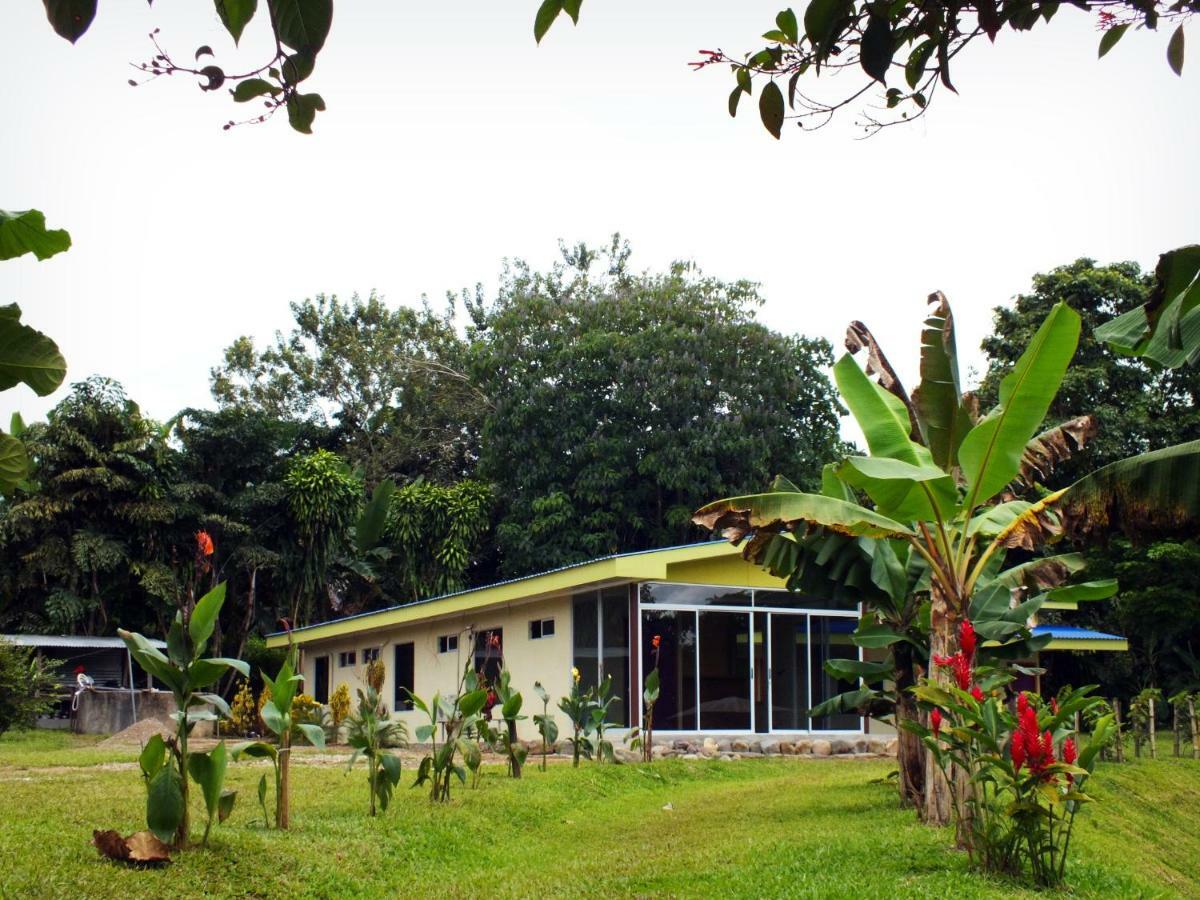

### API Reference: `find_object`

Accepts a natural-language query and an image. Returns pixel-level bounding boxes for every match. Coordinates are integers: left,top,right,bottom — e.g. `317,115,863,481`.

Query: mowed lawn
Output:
2,732,1199,899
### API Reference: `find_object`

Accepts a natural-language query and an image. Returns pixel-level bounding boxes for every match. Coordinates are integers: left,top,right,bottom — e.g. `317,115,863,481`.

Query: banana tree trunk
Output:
924,581,960,833
892,642,925,809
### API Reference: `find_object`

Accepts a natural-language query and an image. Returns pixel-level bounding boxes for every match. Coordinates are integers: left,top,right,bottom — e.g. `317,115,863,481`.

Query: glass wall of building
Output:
571,587,631,725
638,582,862,733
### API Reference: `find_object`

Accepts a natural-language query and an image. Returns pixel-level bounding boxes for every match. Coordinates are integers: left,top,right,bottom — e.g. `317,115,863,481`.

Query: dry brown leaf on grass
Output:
92,829,171,865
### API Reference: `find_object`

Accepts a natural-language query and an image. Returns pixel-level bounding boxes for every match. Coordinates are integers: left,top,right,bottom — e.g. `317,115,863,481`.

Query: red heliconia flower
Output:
971,685,984,702
959,619,977,657
1017,693,1029,716
931,707,943,738
1011,732,1026,771
933,651,972,691
1051,697,1059,714
195,530,215,557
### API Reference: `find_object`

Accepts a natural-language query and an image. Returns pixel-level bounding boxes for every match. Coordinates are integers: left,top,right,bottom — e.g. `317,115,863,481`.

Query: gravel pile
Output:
96,718,173,749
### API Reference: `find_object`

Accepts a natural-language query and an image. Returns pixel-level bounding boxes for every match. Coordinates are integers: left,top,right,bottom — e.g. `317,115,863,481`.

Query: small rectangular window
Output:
338,650,357,668
437,634,459,654
362,647,379,663
529,618,555,640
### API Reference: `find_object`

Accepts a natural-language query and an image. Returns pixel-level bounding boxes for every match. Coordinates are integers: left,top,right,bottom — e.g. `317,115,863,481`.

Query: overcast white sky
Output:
2,1,1197,432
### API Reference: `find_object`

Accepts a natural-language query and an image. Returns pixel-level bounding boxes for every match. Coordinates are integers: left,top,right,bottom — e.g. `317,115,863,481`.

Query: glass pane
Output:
641,608,697,730
810,616,861,731
640,582,751,607
753,612,769,733
572,592,599,694
755,589,860,612
474,629,504,685
698,611,751,731
601,587,630,726
770,614,809,731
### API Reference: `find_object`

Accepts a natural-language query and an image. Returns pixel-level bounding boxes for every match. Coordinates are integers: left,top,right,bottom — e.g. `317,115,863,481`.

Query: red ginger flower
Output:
959,619,977,657
1012,703,1058,781
971,685,984,702
934,651,973,691
1017,693,1029,716
1063,737,1078,783
1011,732,1026,771
931,707,942,738
195,530,214,557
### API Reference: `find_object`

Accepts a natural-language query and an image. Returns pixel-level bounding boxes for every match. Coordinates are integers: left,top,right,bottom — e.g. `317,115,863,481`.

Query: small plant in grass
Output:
634,634,663,762
483,669,527,778
118,535,248,848
559,667,593,767
587,674,619,763
329,682,352,741
232,641,325,829
532,681,558,771
907,618,1112,887
409,664,489,802
346,679,409,816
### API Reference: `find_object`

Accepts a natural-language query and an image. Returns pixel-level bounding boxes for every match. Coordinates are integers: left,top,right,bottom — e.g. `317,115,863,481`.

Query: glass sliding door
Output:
698,611,751,731
600,587,630,725
572,592,599,695
769,614,809,731
810,616,860,731
641,609,697,731
753,612,769,733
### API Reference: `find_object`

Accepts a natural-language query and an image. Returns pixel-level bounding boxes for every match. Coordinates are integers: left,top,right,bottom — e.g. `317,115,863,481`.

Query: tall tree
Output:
979,258,1200,695
468,238,846,576
211,292,484,487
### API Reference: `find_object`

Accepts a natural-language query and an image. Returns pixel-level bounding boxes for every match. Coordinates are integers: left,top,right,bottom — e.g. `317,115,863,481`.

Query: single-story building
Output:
265,542,1125,741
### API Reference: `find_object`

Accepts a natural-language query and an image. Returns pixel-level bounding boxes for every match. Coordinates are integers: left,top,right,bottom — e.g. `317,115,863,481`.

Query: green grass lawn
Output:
2,731,1199,899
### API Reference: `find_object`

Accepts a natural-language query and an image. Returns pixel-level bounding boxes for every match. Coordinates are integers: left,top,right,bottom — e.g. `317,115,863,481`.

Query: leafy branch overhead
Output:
536,2,1195,137
43,0,332,134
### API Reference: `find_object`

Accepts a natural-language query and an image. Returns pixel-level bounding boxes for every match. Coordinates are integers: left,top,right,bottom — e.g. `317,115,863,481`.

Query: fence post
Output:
1148,697,1157,760
1113,699,1125,763
1189,696,1199,761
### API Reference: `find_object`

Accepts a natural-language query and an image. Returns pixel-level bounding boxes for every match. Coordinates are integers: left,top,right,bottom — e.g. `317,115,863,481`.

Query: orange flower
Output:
195,530,214,557
651,634,661,650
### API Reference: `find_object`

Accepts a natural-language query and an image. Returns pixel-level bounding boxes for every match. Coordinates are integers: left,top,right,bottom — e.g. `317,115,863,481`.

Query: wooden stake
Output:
1108,700,1118,763
1174,704,1182,758
1149,697,1157,760
1189,696,1199,761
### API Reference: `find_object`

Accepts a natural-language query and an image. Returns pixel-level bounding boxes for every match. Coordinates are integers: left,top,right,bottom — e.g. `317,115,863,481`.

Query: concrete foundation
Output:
73,689,178,734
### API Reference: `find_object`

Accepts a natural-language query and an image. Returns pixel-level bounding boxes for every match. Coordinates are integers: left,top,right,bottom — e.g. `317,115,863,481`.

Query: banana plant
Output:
695,294,1200,827
409,665,489,802
345,684,408,815
231,643,325,829
532,681,558,772
488,670,527,778
119,582,249,847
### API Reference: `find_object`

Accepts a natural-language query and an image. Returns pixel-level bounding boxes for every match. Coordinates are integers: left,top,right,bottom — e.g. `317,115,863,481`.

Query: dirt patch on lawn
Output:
96,719,175,750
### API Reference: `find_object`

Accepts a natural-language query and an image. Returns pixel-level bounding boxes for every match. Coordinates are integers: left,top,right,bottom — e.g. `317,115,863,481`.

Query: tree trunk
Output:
507,718,523,778
892,642,925,809
1148,698,1157,759
923,581,958,829
1189,697,1199,760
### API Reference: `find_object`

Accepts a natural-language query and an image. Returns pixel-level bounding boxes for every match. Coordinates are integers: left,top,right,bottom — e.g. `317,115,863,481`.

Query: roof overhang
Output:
1,634,166,650
267,541,772,649
1034,626,1128,652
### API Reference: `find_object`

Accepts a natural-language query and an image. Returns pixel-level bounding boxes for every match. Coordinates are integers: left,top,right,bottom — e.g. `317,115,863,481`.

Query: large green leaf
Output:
1058,440,1200,542
911,293,974,468
0,305,68,396
835,456,956,523
268,0,332,52
187,741,229,820
119,628,184,694
215,0,258,44
0,432,29,493
188,582,227,656
1096,246,1200,369
693,490,915,540
356,479,395,554
0,209,72,261
959,302,1080,509
296,722,326,748
986,553,1085,592
457,688,490,719
833,354,924,466
146,767,184,844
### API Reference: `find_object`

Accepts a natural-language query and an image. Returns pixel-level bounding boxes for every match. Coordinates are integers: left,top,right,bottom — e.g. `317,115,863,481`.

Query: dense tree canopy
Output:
212,293,483,486
978,258,1200,696
468,239,847,575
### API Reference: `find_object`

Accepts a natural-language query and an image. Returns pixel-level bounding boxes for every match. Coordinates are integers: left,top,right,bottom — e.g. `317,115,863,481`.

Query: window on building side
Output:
438,634,459,654
394,643,414,711
529,618,556,640
362,647,379,662
338,650,357,668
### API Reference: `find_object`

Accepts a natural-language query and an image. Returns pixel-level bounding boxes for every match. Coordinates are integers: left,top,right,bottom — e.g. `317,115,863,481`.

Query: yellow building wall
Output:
301,594,576,741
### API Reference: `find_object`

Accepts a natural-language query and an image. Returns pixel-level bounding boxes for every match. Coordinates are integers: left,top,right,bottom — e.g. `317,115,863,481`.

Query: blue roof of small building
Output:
1032,625,1125,642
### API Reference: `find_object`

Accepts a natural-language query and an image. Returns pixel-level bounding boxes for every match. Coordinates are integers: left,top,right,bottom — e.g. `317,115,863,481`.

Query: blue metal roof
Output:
1032,625,1126,642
